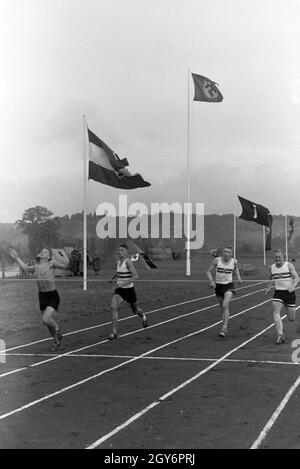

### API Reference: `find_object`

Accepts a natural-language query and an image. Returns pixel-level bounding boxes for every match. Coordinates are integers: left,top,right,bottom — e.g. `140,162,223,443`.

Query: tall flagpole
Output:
83,115,88,291
186,69,192,276
285,215,288,260
263,225,266,266
233,192,237,259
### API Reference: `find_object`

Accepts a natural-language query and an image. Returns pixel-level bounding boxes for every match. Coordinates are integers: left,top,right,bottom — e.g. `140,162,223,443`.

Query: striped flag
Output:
88,129,151,190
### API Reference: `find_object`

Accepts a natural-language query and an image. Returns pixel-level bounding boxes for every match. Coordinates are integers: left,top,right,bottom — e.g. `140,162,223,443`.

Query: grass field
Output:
0,254,300,449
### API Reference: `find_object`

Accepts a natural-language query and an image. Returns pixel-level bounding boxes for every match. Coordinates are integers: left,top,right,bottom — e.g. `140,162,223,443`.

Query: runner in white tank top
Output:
116,258,134,289
265,249,299,344
108,243,148,339
207,246,242,338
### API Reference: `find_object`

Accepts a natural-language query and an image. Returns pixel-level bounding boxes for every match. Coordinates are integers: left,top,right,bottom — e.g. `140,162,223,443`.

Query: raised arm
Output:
8,248,35,274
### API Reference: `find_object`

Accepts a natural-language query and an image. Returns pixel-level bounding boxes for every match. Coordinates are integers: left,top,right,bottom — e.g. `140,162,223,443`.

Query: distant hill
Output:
1,213,300,257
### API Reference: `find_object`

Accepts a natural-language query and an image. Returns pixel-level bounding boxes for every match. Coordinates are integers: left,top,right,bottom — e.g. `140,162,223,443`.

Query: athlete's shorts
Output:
114,287,137,304
273,290,296,308
215,282,236,299
39,290,60,312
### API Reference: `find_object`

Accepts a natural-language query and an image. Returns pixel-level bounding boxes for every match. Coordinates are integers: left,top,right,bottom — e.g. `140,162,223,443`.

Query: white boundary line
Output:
86,314,282,449
0,298,271,421
251,375,300,449
251,305,300,449
5,282,263,353
2,352,300,367
0,287,267,379
3,292,219,352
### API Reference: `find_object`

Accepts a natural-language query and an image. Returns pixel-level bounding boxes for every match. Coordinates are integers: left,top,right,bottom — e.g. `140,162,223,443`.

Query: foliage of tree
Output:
16,206,60,256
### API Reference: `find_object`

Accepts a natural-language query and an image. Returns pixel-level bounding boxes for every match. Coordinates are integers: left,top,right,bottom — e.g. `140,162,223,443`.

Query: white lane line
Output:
86,315,281,449
2,352,300,368
5,282,263,352
0,298,270,421
0,287,267,379
4,297,208,352
251,374,300,449
250,306,300,449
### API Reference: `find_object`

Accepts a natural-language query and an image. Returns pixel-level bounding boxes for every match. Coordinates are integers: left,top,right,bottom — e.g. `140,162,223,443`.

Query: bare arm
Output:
206,259,217,288
234,260,243,284
288,262,299,291
8,248,35,273
109,273,118,283
123,259,139,286
265,267,273,294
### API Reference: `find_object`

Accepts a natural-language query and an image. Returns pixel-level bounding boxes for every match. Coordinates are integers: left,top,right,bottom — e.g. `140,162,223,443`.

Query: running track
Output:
0,282,300,449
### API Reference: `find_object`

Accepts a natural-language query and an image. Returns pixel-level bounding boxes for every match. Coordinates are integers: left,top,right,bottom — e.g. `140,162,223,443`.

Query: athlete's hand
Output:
288,287,295,293
8,247,18,259
238,279,243,286
265,287,272,295
209,283,216,289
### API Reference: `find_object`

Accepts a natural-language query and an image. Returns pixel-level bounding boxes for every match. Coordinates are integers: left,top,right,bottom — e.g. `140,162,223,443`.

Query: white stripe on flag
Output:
89,142,114,171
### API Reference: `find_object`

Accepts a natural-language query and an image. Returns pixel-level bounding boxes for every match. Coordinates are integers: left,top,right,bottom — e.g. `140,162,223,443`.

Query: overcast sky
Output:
1,0,300,222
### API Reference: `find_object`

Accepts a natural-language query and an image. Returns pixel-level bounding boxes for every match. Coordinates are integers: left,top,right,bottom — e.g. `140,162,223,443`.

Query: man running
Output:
265,249,299,344
207,246,242,338
108,243,148,340
9,247,70,351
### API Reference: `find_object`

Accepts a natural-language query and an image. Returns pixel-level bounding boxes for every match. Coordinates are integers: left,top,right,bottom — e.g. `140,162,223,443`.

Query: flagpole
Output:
186,69,192,276
233,192,237,259
263,225,266,266
285,215,288,260
83,115,88,291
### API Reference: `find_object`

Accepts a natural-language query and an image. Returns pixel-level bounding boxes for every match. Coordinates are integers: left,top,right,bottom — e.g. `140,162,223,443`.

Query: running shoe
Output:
51,331,63,352
142,315,148,328
275,335,285,345
108,333,118,340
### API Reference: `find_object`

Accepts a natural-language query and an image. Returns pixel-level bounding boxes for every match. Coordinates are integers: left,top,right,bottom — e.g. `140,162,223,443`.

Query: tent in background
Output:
64,246,74,257
147,245,173,261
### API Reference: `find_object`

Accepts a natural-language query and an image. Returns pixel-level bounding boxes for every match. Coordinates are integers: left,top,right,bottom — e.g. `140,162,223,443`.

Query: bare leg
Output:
47,325,56,338
220,291,233,333
272,301,284,337
41,306,62,349
130,302,148,327
110,294,123,337
286,306,296,322
41,306,60,334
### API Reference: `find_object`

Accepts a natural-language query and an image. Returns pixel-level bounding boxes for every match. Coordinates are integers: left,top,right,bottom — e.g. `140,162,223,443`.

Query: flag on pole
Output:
88,129,151,189
265,224,272,251
238,196,271,226
288,217,295,241
238,195,273,250
191,73,223,102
